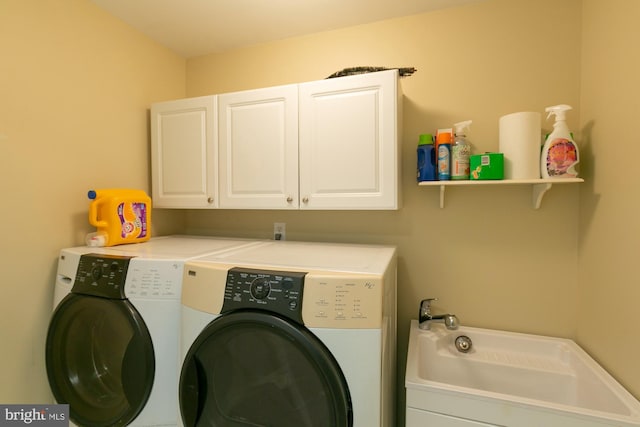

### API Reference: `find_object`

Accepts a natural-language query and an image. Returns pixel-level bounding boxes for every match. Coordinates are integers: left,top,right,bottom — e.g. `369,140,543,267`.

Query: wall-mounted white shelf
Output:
418,178,584,209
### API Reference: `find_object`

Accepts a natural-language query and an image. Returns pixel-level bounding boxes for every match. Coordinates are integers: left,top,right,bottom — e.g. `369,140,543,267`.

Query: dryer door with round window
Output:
180,310,353,426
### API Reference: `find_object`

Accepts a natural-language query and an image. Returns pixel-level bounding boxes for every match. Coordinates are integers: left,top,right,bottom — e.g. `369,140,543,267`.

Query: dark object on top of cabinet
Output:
326,66,416,79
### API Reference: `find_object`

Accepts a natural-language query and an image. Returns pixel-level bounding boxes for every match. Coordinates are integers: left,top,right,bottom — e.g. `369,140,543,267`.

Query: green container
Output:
470,153,504,180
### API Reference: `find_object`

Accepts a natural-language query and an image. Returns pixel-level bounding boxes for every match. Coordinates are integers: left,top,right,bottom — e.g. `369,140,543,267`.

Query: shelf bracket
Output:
532,183,552,209
439,185,446,209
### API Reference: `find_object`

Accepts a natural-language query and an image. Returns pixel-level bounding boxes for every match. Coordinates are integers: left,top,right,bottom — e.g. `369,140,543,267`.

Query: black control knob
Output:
250,278,271,300
91,266,102,281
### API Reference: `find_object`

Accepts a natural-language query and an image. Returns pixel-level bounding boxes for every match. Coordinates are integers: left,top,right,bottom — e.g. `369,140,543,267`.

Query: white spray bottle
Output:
541,104,579,178
451,120,472,180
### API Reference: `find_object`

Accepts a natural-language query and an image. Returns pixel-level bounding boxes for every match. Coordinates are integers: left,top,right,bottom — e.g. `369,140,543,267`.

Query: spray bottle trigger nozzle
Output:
545,104,572,121
453,120,472,136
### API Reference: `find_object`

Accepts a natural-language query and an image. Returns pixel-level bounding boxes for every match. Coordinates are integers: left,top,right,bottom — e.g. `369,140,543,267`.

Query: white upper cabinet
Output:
218,85,299,209
150,70,401,210
150,96,217,208
298,70,401,210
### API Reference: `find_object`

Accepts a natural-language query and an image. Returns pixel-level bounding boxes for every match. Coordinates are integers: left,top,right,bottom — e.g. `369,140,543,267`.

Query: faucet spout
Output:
418,298,459,330
420,313,459,330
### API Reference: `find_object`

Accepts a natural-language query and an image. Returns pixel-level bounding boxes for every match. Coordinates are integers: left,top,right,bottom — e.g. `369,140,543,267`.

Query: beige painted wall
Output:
184,0,589,420
578,0,640,397
3,0,639,423
187,0,583,334
0,0,185,402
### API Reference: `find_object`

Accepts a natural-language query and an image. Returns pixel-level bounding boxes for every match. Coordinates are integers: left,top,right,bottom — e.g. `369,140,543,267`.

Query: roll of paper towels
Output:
499,112,541,179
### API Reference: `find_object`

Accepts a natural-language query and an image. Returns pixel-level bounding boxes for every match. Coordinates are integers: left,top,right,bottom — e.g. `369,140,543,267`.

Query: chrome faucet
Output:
419,298,459,330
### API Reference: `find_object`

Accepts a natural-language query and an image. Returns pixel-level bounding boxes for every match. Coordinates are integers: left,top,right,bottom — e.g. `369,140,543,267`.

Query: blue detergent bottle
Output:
417,134,437,181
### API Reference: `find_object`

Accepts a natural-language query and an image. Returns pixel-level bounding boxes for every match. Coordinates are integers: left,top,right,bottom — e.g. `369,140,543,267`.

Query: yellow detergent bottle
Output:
86,189,151,247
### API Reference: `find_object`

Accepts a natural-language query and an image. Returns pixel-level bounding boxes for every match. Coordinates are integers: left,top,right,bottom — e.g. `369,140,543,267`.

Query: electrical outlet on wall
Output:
273,223,286,240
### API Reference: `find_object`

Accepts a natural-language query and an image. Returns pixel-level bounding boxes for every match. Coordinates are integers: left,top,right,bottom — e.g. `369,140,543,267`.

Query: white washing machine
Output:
45,235,263,427
178,240,397,427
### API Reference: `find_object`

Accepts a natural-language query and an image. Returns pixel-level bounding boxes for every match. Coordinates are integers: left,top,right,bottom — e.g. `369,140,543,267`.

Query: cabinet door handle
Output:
286,196,293,203
207,197,214,204
302,197,309,204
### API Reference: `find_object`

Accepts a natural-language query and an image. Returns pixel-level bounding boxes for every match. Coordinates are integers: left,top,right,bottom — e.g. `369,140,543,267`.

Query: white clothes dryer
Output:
178,240,397,427
46,235,263,427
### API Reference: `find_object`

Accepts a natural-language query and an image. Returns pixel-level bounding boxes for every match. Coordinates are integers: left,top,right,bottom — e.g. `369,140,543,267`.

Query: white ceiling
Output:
90,0,483,58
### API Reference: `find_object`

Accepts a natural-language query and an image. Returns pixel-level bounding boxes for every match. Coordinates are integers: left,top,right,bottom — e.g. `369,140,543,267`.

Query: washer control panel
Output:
221,267,306,324
125,259,183,299
72,254,132,299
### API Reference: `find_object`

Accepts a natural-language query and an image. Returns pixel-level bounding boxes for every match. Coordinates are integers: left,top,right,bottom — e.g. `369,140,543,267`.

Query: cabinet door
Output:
218,85,298,209
150,96,217,208
299,70,400,210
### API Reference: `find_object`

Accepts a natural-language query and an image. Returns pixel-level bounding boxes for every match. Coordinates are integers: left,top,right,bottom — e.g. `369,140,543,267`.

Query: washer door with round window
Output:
45,253,155,427
46,294,155,427
179,310,352,427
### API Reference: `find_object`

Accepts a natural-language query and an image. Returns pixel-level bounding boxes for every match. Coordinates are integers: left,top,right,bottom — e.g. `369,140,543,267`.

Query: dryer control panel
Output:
221,268,306,324
302,273,383,329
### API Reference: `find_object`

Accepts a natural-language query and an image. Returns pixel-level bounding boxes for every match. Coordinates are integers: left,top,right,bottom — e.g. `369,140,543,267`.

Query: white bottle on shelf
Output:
541,105,579,179
451,120,472,180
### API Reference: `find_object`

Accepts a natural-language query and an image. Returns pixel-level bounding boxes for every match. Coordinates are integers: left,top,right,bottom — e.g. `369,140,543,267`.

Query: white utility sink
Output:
405,320,640,427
